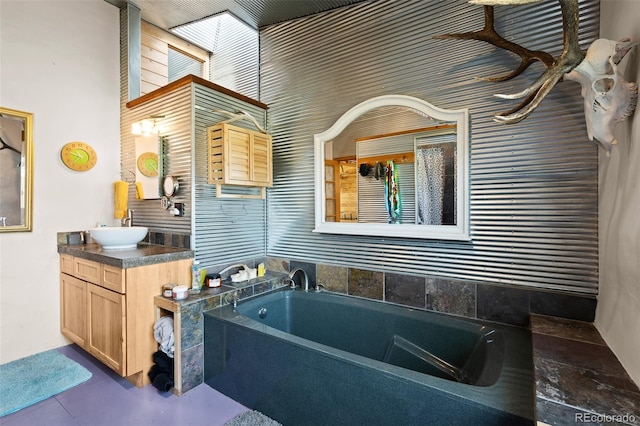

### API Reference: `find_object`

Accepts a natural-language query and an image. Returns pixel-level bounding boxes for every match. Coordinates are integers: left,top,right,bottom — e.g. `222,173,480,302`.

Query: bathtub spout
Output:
288,268,310,292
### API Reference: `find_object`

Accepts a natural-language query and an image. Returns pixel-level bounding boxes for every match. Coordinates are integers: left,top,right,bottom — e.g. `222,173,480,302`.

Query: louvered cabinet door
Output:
225,126,252,185
251,132,272,186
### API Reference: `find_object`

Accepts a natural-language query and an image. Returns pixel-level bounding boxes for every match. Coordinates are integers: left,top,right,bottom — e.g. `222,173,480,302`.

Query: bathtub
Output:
204,288,534,425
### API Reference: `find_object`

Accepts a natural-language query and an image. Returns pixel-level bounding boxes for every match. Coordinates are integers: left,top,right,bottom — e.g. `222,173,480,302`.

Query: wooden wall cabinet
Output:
60,254,191,387
207,123,272,198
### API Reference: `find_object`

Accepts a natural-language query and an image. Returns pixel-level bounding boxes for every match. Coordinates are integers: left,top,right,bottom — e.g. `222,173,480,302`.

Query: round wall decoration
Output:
60,141,97,172
137,152,158,177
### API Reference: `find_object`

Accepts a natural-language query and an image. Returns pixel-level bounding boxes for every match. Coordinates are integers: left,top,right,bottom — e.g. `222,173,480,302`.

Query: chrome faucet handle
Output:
286,278,297,289
315,282,326,293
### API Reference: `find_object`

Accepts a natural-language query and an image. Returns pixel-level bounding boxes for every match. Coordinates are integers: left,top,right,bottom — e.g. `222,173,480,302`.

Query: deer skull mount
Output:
565,39,638,154
436,0,637,155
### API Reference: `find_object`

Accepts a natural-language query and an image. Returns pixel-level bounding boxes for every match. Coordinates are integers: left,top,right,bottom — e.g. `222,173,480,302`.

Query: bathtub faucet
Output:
288,268,310,292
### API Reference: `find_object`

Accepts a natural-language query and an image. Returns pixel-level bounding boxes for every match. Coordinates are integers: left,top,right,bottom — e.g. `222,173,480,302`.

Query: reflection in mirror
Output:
134,135,161,199
0,107,33,232
415,127,456,225
314,95,469,240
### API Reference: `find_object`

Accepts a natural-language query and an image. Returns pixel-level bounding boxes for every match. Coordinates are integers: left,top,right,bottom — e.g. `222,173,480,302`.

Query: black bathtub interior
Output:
204,289,535,425
235,289,505,387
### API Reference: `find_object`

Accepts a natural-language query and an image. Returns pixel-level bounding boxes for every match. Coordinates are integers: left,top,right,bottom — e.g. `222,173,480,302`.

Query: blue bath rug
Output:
0,349,92,417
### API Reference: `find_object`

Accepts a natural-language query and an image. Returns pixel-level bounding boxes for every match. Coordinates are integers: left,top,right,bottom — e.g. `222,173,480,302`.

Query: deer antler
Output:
436,0,586,124
434,6,554,82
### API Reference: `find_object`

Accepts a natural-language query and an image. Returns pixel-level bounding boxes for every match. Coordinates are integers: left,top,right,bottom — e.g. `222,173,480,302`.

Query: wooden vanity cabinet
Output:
59,254,191,386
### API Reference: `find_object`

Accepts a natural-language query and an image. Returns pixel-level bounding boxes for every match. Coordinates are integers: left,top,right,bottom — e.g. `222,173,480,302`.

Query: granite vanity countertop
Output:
532,314,640,425
58,243,193,269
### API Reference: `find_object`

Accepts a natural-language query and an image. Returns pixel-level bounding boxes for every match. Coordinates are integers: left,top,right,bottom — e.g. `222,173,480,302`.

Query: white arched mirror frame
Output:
313,94,470,240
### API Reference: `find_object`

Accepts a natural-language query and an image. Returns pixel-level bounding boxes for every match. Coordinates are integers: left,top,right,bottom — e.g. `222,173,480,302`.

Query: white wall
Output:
0,0,120,363
596,0,640,386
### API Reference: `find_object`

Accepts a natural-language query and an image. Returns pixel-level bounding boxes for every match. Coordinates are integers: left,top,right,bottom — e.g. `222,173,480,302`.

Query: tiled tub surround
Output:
270,258,597,327
532,315,640,425
154,272,289,394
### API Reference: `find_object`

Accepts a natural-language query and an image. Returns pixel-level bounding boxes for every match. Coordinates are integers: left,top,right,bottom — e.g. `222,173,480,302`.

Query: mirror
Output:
314,95,469,240
134,135,161,199
0,107,33,232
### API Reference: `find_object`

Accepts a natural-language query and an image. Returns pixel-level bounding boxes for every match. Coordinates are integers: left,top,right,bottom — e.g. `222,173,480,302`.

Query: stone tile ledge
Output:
531,314,640,426
155,271,289,310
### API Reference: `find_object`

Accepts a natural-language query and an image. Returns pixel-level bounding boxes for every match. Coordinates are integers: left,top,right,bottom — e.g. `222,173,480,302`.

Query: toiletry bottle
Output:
191,260,202,292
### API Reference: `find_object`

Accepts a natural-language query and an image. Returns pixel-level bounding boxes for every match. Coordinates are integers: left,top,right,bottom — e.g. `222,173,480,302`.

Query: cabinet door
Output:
251,132,272,186
60,273,87,346
226,127,251,184
87,283,126,375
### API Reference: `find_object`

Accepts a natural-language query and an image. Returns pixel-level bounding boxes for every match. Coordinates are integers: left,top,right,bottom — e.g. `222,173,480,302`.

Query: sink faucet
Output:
288,268,310,291
121,209,133,227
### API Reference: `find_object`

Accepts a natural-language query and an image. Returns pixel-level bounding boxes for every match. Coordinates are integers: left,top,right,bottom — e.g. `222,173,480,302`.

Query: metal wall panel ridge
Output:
260,0,600,294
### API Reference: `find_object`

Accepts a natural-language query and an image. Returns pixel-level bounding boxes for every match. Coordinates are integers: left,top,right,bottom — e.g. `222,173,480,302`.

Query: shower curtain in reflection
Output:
416,147,444,225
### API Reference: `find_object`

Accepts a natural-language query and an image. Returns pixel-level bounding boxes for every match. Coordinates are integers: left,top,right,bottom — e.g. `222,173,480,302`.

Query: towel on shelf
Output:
113,181,129,219
153,316,174,358
135,182,144,199
150,317,175,392
148,350,174,392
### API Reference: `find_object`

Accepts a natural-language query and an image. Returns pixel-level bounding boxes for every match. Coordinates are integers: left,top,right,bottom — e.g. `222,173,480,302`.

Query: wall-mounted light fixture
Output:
131,115,165,136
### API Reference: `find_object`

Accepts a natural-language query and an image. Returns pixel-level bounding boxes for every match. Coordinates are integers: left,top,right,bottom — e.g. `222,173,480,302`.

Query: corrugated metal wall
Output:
192,86,268,265
122,85,193,233
122,82,268,264
261,0,600,294
121,6,267,268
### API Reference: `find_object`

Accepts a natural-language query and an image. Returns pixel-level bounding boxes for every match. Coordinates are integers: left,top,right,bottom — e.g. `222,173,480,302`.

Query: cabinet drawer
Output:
74,258,101,285
60,254,74,275
102,264,125,294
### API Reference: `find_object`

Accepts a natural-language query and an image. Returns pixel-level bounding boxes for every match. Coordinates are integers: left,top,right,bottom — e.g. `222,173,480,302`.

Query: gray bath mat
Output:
224,410,282,426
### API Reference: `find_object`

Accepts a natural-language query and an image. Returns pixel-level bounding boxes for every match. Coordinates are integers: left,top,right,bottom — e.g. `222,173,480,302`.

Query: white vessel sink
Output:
90,226,148,250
